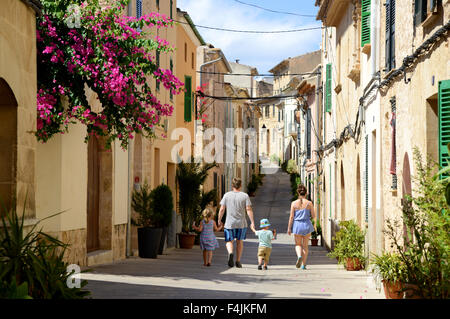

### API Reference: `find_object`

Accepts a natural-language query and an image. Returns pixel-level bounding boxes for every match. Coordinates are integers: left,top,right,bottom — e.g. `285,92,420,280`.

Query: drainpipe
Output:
316,66,322,222
370,0,379,77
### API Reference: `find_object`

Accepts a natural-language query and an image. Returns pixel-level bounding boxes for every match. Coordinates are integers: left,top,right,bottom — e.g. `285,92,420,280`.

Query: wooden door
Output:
87,137,100,252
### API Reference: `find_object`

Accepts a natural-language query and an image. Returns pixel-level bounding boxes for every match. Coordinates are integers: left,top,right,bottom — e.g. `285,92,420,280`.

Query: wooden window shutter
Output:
325,63,332,113
385,0,396,71
136,0,142,32
361,0,371,47
439,79,450,176
136,0,142,18
414,0,427,26
184,76,192,122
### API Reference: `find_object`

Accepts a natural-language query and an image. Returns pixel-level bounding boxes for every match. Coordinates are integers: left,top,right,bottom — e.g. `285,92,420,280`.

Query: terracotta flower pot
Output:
345,257,363,271
382,280,404,299
178,233,196,249
311,238,319,246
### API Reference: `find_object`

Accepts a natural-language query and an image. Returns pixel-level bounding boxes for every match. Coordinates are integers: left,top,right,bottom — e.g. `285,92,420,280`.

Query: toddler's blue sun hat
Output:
260,218,270,228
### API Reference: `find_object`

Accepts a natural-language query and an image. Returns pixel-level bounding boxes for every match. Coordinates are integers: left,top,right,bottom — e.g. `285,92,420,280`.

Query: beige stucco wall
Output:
380,0,450,233
36,122,87,232
0,0,37,217
318,1,366,251
175,12,199,161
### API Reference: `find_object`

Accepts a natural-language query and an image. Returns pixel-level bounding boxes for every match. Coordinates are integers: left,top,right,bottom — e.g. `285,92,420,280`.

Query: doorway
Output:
87,137,100,252
0,78,17,214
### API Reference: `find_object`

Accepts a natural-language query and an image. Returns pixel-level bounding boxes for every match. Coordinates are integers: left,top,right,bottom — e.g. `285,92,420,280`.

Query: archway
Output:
0,78,18,214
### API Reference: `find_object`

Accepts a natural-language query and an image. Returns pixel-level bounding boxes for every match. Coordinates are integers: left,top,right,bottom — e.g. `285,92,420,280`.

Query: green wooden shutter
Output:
385,0,396,71
439,80,450,175
184,76,192,122
325,63,332,113
361,0,371,47
414,0,427,26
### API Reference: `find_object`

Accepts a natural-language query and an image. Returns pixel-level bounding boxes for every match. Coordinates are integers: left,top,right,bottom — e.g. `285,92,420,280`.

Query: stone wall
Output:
0,0,37,218
379,0,450,233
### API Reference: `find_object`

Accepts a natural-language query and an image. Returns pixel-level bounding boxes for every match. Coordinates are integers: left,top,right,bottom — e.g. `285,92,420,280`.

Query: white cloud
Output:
177,0,321,74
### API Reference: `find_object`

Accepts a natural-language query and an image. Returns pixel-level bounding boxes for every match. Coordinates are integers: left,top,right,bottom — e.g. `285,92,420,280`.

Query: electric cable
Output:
200,70,321,77
174,19,323,34
232,0,317,18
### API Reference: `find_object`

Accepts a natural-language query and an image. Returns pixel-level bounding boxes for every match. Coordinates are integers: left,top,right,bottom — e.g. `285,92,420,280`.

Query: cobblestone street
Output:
82,163,383,299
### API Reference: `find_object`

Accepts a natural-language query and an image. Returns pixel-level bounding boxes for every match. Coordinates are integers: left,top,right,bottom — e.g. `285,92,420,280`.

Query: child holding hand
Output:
192,208,222,267
253,218,277,270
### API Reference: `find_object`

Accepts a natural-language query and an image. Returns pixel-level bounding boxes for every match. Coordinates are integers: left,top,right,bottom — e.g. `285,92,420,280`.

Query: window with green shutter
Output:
414,0,427,26
325,63,332,113
439,79,450,176
361,0,371,47
385,0,396,72
184,76,192,122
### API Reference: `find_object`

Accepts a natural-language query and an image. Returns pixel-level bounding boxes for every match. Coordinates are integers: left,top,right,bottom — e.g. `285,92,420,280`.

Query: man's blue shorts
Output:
224,228,247,242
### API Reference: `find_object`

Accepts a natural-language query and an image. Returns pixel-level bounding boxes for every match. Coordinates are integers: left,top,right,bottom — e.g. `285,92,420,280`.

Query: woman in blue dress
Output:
287,184,316,269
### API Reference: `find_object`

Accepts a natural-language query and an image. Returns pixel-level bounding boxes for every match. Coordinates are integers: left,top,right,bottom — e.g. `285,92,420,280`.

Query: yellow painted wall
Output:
0,0,37,216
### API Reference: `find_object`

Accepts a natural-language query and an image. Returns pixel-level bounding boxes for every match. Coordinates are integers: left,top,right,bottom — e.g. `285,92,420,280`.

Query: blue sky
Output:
177,0,321,75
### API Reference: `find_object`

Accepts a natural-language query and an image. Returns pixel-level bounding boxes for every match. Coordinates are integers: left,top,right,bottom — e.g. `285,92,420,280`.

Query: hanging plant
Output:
35,0,184,149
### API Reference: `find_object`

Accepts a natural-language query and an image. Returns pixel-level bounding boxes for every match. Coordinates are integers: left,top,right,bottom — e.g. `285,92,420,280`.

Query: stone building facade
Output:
315,0,450,255
197,45,232,201
378,0,450,245
0,0,37,219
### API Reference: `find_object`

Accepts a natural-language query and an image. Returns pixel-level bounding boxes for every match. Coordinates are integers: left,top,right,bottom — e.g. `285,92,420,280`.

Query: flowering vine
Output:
196,84,209,123
36,0,184,149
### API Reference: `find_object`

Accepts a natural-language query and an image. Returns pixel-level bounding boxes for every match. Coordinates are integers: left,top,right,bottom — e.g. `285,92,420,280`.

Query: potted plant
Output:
380,149,450,299
149,184,174,255
327,220,366,271
371,252,407,299
176,159,217,249
311,219,322,246
132,181,166,258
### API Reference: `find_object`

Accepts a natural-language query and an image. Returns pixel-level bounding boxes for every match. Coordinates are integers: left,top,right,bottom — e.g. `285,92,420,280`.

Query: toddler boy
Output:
253,218,276,270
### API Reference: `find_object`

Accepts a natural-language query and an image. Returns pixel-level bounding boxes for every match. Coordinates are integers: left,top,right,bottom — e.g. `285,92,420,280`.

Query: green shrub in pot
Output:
327,220,366,270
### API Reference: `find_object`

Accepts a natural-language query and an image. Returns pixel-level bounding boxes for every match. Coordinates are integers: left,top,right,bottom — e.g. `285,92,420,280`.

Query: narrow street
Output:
82,162,383,299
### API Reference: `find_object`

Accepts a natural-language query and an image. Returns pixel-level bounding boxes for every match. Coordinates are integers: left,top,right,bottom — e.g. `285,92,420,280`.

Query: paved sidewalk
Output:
82,168,383,299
